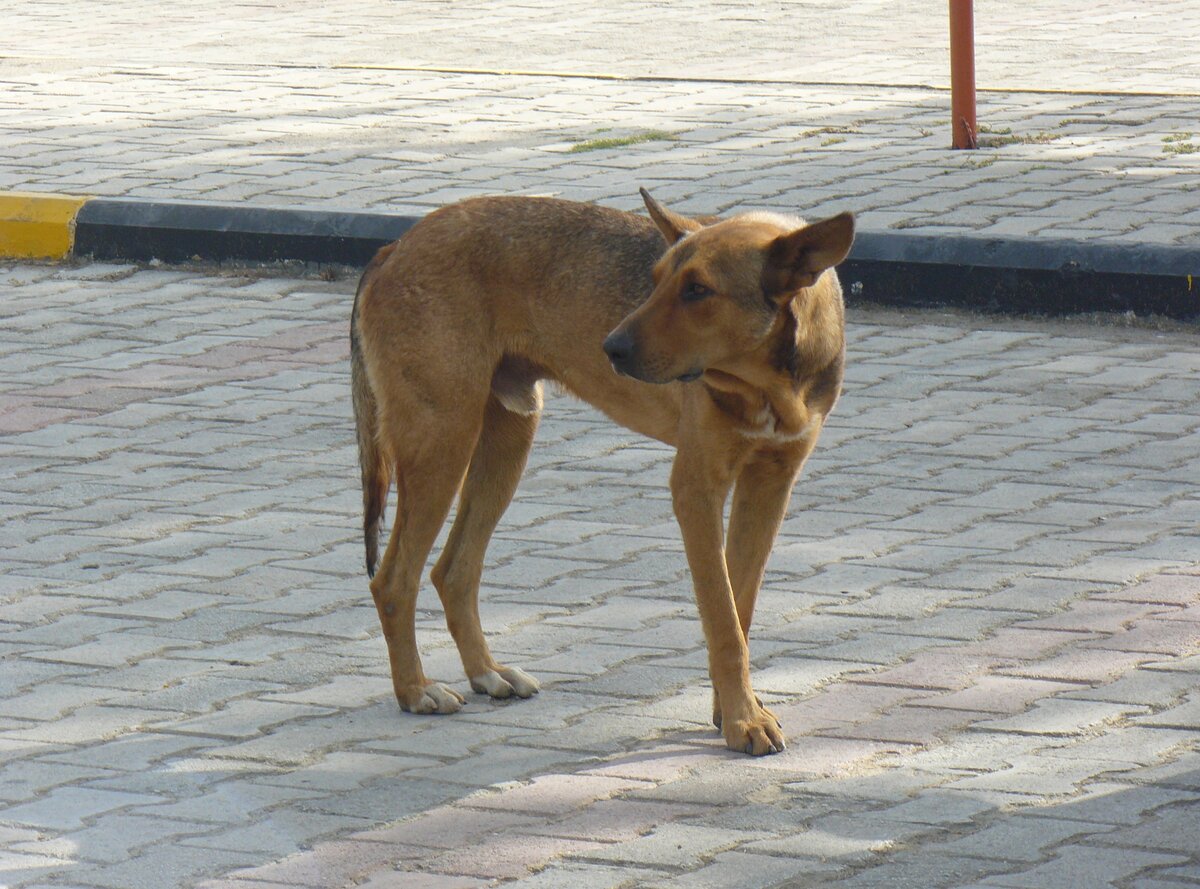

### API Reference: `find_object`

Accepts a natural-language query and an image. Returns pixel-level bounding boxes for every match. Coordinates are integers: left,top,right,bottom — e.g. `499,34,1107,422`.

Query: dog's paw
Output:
398,682,465,714
470,666,540,700
713,692,778,732
721,705,786,756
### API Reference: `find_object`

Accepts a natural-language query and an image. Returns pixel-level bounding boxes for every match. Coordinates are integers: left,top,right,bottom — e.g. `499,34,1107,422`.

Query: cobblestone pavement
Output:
0,261,1197,887
2,2,1199,245
4,1,1198,90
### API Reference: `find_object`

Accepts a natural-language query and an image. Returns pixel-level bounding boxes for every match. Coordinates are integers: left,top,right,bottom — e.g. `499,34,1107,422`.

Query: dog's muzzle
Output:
602,329,637,377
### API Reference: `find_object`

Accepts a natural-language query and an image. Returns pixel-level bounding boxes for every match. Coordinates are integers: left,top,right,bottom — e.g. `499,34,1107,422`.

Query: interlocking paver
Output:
0,786,164,832
977,845,1190,889
5,10,1200,880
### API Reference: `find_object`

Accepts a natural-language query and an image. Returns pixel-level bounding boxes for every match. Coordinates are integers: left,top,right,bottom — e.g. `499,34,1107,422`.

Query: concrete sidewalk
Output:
0,261,1197,888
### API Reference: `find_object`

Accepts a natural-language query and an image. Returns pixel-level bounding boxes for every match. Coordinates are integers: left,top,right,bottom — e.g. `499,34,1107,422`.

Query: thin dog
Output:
351,190,853,755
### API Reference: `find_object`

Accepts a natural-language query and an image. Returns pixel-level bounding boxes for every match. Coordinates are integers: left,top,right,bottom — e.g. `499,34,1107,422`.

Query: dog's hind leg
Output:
432,390,541,700
370,421,483,715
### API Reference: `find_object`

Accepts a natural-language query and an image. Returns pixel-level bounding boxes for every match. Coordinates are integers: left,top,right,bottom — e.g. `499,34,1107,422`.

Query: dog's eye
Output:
682,282,713,303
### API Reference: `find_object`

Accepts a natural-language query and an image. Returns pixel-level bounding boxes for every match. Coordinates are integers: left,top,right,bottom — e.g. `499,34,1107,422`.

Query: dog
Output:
350,190,853,755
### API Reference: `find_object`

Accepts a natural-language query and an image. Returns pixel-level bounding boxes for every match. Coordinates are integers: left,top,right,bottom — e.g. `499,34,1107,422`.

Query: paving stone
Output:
1083,616,1200,656
1141,863,1200,885
922,676,1079,715
926,815,1114,862
423,833,609,880
0,786,164,831
976,698,1149,737
497,862,661,889
1088,800,1200,855
568,822,766,869
0,760,112,804
1061,668,1197,707
871,791,997,827
647,850,841,888
1000,647,1160,684
353,805,544,851
1135,694,1200,730
353,873,488,889
159,699,336,740
834,851,1010,889
1126,878,1200,889
977,845,1189,888
0,704,167,745
849,649,1003,692
744,813,931,863
517,798,709,844
466,773,651,815
129,779,325,825
79,844,272,889
1123,752,1200,792
823,704,992,746
15,813,220,864
0,850,76,886
221,839,424,888
947,752,1137,798
1024,781,1200,827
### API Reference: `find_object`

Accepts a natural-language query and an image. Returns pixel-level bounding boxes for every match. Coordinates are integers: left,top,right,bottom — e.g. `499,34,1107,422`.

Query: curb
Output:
3,192,1199,319
0,192,89,260
842,231,1200,318
73,199,419,267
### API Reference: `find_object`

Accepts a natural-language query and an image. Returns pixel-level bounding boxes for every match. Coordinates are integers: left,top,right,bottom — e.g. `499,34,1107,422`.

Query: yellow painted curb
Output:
0,192,89,260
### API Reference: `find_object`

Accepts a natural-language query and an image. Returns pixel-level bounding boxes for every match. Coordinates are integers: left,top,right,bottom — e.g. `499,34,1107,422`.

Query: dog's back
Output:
353,196,684,449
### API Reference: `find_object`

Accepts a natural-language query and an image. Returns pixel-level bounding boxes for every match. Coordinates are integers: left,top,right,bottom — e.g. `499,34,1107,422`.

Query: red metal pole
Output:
949,0,977,149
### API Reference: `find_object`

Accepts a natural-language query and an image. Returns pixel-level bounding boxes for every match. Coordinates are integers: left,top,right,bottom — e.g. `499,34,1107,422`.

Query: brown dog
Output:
351,190,853,755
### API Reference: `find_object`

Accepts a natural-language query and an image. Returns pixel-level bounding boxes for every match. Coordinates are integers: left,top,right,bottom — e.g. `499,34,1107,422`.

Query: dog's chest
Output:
738,402,821,444
705,385,819,446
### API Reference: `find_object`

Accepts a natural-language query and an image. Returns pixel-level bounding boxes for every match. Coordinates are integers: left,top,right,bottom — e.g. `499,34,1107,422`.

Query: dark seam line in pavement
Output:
337,65,1200,98
2,53,1199,97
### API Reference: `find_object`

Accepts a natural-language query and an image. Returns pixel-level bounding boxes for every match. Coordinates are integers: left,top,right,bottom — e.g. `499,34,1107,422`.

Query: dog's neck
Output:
701,284,844,441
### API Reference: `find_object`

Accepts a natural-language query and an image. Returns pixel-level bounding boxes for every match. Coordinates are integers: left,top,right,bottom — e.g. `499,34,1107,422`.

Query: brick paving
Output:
0,261,1196,887
1,2,1199,245
3,2,1200,887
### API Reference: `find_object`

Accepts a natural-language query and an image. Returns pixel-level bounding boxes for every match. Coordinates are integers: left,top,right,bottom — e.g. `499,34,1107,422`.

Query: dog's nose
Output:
603,329,635,367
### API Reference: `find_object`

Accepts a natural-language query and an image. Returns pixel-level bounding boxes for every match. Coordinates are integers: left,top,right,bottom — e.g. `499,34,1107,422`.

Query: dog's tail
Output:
351,255,392,578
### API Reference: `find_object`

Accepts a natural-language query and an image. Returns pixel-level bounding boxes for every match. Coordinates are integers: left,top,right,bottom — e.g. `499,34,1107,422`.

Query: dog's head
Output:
603,189,854,384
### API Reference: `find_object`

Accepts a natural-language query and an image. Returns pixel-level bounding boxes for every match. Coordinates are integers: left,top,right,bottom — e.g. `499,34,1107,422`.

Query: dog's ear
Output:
762,211,855,302
640,188,702,245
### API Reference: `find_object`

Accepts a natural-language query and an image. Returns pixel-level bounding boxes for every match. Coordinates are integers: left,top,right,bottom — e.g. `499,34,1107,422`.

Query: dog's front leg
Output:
670,453,786,755
711,451,805,731
726,453,804,636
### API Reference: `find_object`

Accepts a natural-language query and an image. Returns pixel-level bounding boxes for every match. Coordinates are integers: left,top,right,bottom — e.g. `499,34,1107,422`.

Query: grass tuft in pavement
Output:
568,130,677,152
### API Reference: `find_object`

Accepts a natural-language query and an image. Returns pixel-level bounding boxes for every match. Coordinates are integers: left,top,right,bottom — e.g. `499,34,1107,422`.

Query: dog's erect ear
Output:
762,211,855,301
640,187,702,245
